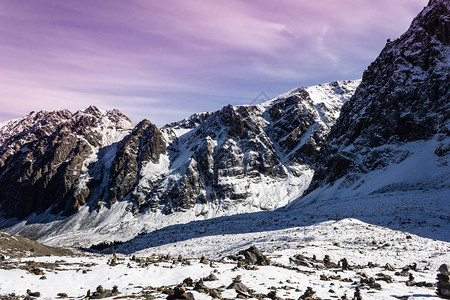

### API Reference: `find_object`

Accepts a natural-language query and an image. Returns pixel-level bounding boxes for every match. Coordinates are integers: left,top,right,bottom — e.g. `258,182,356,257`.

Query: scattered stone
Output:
56,293,68,298
376,273,393,283
28,267,45,276
437,266,450,298
360,277,381,290
395,269,410,277
289,254,312,267
299,286,317,300
384,263,395,271
267,290,282,300
167,285,195,300
227,277,250,297
39,276,46,280
90,285,119,299
353,287,362,300
183,277,194,287
339,258,351,270
209,289,222,299
200,255,209,264
26,290,40,297
323,255,338,268
320,274,330,281
237,246,270,266
203,273,218,281
194,279,209,294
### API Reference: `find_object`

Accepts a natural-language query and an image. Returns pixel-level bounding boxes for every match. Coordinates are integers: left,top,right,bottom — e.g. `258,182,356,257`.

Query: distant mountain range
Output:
0,0,448,246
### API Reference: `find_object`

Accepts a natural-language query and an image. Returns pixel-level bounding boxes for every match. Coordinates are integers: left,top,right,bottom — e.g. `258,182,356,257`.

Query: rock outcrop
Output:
0,80,359,222
0,106,134,219
306,0,450,191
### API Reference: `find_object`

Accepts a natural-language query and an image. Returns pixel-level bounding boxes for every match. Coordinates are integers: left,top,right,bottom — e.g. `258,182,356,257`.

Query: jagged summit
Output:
296,0,450,201
1,1,448,247
0,107,134,219
0,80,361,244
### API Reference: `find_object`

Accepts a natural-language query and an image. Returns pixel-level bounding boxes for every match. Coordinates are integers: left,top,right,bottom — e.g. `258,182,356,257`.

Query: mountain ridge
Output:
0,80,359,225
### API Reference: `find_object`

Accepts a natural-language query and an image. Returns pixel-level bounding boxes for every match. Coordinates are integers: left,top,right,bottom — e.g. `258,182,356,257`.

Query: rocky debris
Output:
0,107,134,220
166,285,195,300
339,258,351,270
375,273,393,283
384,263,395,271
267,290,282,300
395,268,410,277
209,289,222,299
237,246,270,266
28,266,45,275
306,0,450,191
182,277,194,287
56,293,68,298
289,254,313,267
323,255,338,268
89,285,119,299
193,279,209,293
203,273,218,281
353,287,362,300
299,286,319,299
359,275,381,290
0,294,20,300
199,255,209,264
26,290,40,298
437,264,450,298
227,275,251,298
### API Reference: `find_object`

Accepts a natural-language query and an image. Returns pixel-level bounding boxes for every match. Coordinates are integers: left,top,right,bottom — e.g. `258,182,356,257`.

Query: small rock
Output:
26,290,40,297
203,273,219,281
299,286,316,299
384,263,395,271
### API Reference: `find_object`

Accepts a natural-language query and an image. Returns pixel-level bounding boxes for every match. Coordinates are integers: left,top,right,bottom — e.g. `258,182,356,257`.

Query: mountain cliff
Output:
0,106,134,219
0,80,359,231
294,0,449,204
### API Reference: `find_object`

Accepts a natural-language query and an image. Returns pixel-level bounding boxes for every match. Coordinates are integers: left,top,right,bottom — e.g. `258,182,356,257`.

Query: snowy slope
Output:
0,218,448,300
290,0,450,224
0,80,360,247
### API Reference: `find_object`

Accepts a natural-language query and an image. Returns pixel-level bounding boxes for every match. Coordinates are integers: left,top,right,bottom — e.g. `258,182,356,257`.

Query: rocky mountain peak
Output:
83,105,103,117
305,0,450,191
0,107,134,219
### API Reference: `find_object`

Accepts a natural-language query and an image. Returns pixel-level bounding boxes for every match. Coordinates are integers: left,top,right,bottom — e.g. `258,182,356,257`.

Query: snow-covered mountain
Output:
0,80,359,244
291,0,449,206
0,106,134,219
0,0,448,248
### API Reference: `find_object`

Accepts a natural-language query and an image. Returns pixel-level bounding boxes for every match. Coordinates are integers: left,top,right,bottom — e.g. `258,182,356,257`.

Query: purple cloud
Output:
0,0,427,125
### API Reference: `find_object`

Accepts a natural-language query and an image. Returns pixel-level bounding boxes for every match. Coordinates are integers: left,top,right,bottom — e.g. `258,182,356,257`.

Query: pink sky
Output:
0,0,428,125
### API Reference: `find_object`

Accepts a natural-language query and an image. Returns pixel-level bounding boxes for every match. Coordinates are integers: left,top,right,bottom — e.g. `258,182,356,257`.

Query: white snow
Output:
0,218,448,299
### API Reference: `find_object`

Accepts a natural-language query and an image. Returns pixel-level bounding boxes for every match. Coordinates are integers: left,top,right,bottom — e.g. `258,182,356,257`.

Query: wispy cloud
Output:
0,0,427,125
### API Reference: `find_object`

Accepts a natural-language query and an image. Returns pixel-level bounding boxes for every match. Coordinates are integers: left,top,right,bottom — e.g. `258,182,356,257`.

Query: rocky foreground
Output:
0,219,449,300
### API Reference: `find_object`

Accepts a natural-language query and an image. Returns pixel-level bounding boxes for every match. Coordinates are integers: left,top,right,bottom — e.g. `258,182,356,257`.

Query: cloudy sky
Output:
0,0,428,126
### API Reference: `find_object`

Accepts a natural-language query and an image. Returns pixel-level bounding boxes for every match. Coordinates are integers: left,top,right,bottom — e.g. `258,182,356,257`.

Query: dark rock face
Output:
106,120,166,205
308,0,450,190
149,81,357,214
237,246,270,265
0,79,358,221
0,80,357,222
0,107,134,219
